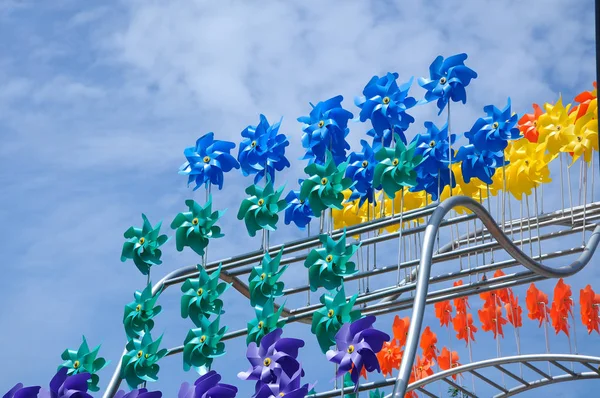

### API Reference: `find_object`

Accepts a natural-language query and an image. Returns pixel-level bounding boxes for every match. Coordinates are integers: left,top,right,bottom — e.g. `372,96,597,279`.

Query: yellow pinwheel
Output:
382,188,428,232
501,139,552,199
440,163,493,214
332,190,368,230
564,110,598,165
537,96,576,156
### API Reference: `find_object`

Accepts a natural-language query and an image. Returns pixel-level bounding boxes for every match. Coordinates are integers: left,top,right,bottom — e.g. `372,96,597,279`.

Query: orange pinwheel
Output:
493,270,512,304
438,347,461,379
412,355,434,381
419,326,438,360
504,292,523,328
519,103,543,142
570,82,597,120
549,303,570,336
393,315,410,347
580,285,600,334
453,280,470,314
478,306,507,339
479,289,501,309
526,283,549,326
376,341,403,377
552,278,573,315
434,300,453,327
453,312,477,345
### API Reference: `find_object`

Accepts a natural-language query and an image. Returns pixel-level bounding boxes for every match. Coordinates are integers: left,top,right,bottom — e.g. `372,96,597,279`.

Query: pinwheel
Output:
373,134,422,199
298,95,353,165
505,292,523,328
537,96,576,156
238,114,290,183
392,315,410,347
376,341,402,377
550,278,573,336
500,139,552,199
170,197,224,256
283,186,314,229
369,389,386,398
121,214,169,276
179,132,240,190
383,188,427,232
455,145,505,185
179,371,238,398
326,315,390,387
246,298,286,346
124,283,163,340
418,53,478,115
478,306,507,339
355,73,417,148
181,264,230,327
238,328,304,393
452,313,477,346
237,180,288,237
438,348,460,379
58,336,109,392
121,332,167,389
3,383,40,398
183,315,227,372
249,248,288,307
419,326,438,360
300,150,353,214
526,283,549,327
518,103,543,143
579,285,600,334
411,355,434,381
45,367,93,398
490,270,512,304
434,300,453,327
440,162,490,209
304,230,359,291
345,140,379,206
563,111,598,164
570,82,597,120
453,280,470,315
332,190,368,231
115,388,162,398
255,367,309,398
311,285,361,353
465,98,521,153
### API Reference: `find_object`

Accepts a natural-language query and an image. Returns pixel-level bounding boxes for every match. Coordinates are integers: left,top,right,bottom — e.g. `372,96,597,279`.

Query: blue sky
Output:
0,0,598,397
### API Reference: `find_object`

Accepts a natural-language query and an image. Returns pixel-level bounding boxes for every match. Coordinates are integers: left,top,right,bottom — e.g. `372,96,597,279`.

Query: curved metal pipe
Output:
391,195,600,397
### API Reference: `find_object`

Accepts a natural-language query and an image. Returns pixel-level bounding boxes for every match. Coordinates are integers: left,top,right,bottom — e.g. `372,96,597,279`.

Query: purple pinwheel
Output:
345,140,379,206
179,132,240,190
115,388,162,398
418,53,478,115
238,328,304,395
412,121,456,200
39,368,93,398
254,367,310,398
326,315,390,388
464,98,521,153
238,114,290,184
356,73,417,150
298,95,353,166
179,371,238,398
3,383,41,398
284,184,314,229
455,145,506,185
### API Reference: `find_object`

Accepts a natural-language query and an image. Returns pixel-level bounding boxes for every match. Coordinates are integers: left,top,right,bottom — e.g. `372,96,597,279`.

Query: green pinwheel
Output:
248,247,288,307
181,264,231,327
373,133,423,199
120,332,167,389
237,180,287,237
369,389,386,398
304,230,359,292
170,196,225,256
311,285,361,353
123,283,162,340
121,214,169,276
246,298,285,346
183,315,227,373
300,150,353,214
58,336,109,392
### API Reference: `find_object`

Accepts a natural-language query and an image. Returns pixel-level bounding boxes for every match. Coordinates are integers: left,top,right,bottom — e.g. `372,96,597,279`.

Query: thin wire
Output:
396,189,405,286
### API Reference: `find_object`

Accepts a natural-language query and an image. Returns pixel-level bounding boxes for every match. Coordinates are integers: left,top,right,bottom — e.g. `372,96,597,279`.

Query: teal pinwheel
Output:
369,389,386,398
299,150,353,214
237,179,287,237
123,283,163,340
311,286,361,353
373,133,422,199
183,315,227,373
170,196,225,256
249,247,288,307
121,214,169,276
120,332,167,389
304,230,359,292
58,336,109,392
181,264,231,327
246,298,285,346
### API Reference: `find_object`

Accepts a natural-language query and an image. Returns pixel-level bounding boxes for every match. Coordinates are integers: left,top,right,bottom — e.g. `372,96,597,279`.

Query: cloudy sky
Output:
0,0,598,397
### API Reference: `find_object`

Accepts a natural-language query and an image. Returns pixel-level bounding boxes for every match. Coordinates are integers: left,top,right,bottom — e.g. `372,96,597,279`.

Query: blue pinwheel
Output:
356,73,417,149
179,132,240,190
298,95,353,165
238,114,290,184
455,145,506,185
465,98,521,152
412,121,456,200
345,140,379,206
418,53,478,115
284,184,314,230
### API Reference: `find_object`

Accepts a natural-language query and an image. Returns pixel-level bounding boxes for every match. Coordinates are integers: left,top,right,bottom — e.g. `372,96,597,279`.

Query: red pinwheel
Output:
392,316,410,348
453,313,477,345
376,341,403,377
438,348,461,380
580,285,600,334
526,283,549,327
434,300,453,327
419,326,438,361
518,103,543,143
504,292,523,328
478,306,507,339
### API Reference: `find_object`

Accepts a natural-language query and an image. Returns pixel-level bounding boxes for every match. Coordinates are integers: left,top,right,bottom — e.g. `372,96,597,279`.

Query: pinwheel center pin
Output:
557,126,561,131
251,141,257,148
203,156,210,163
260,273,266,280
429,140,436,147
362,160,369,167
139,237,145,245
136,350,143,358
577,136,582,142
263,357,271,366
327,309,334,318
258,199,265,206
440,77,447,85
321,177,328,185
326,254,333,263
318,120,325,128
492,122,499,129
382,96,390,105
197,288,204,296
145,353,150,359
533,121,537,126
347,345,355,354
200,335,206,343
135,304,142,312
279,393,285,397
73,360,80,369
392,158,399,166
525,160,529,165
192,218,199,225
258,321,264,329
299,199,305,204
